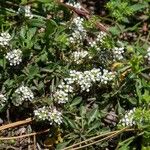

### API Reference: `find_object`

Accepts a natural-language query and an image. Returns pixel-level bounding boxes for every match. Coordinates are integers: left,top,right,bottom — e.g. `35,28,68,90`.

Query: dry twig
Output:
0,129,50,140
63,128,135,150
0,118,32,131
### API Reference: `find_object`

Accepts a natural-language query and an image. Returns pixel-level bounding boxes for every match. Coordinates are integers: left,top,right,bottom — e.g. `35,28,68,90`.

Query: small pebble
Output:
0,118,3,124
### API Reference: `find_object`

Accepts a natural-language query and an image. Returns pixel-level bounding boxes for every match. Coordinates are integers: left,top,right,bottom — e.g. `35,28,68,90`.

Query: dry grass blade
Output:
63,128,134,150
33,134,37,150
72,128,127,150
0,118,32,131
0,129,50,140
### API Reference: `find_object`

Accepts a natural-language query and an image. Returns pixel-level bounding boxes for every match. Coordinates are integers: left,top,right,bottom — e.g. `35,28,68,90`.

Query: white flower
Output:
113,47,124,60
12,85,34,106
58,82,73,93
119,108,136,127
101,69,115,84
89,31,107,50
97,31,107,42
54,68,114,104
18,5,33,19
67,68,114,92
69,17,86,44
145,47,150,64
89,41,97,48
54,80,74,104
49,107,62,125
71,50,90,64
0,94,7,108
5,49,22,66
0,32,11,47
34,106,62,125
66,2,82,9
34,106,49,121
54,90,69,104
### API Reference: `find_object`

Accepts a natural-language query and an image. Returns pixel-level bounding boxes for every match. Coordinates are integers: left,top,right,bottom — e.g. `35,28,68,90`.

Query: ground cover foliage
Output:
0,0,150,149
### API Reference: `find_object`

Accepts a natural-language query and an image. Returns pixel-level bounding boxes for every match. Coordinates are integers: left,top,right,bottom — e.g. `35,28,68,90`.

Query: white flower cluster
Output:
97,32,107,42
0,94,7,108
67,68,114,92
89,31,107,50
71,50,91,64
54,68,114,104
12,85,34,106
34,106,62,125
112,47,124,60
68,69,102,92
101,69,115,84
145,47,150,64
54,82,73,104
0,32,11,47
66,2,82,9
5,49,22,66
18,5,33,19
120,108,136,127
69,17,87,44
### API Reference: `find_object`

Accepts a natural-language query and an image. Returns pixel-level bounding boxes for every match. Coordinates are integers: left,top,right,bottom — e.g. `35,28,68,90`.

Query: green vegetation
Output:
0,0,150,149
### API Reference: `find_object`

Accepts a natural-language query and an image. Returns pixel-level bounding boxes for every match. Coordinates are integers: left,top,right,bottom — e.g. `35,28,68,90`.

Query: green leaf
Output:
20,26,27,39
80,106,86,117
131,4,147,12
56,141,70,150
27,19,46,28
109,26,121,35
143,90,150,103
0,58,6,69
28,65,40,76
37,0,52,2
40,51,48,62
87,121,100,133
4,79,15,89
45,19,58,38
87,107,99,125
63,116,76,129
27,28,37,40
118,136,135,150
70,97,82,107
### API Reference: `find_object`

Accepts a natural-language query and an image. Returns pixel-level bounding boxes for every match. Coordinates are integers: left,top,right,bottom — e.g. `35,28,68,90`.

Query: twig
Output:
63,128,134,150
65,128,128,150
28,125,32,150
0,129,50,140
33,134,36,150
56,0,108,32
63,131,115,150
0,118,32,131
37,142,42,150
